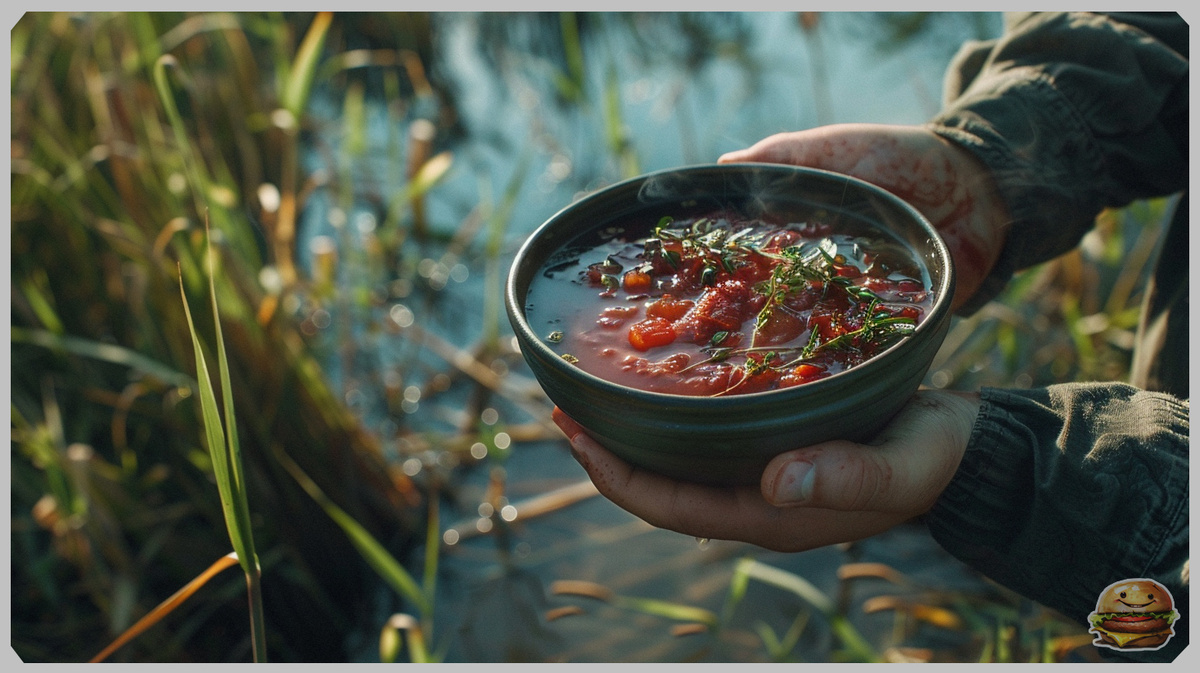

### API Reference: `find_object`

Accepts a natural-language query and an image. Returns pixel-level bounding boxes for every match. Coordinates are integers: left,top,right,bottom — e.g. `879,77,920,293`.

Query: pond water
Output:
292,12,1088,663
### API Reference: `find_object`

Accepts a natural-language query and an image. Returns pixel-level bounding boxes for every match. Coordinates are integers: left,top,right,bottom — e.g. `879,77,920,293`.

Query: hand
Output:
553,389,981,553
720,123,1010,312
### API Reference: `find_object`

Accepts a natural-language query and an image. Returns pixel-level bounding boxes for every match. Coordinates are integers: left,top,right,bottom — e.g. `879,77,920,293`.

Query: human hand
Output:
719,123,1010,312
553,389,980,553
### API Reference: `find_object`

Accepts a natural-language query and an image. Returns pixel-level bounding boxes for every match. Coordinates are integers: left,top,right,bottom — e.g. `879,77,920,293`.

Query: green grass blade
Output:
735,558,881,663
735,558,832,613
274,446,431,616
179,250,267,662
203,229,257,569
408,151,454,200
422,494,440,610
17,275,65,334
178,273,240,560
603,61,639,178
559,12,585,101
153,55,209,219
611,595,719,627
11,327,196,390
281,11,332,118
199,227,266,661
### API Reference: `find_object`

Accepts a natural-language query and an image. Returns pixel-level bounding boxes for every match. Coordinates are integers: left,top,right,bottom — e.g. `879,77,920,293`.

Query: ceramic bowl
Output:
506,163,955,486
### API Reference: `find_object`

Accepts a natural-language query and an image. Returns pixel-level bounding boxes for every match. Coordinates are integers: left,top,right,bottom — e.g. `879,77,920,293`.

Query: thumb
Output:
761,440,912,512
760,390,979,513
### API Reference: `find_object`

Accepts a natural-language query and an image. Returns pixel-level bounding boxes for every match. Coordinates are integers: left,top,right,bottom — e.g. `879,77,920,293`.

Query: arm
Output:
927,384,1189,662
928,11,1188,312
556,383,1189,659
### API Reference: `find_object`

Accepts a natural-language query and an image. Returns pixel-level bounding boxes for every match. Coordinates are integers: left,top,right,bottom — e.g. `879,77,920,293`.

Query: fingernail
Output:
773,461,815,504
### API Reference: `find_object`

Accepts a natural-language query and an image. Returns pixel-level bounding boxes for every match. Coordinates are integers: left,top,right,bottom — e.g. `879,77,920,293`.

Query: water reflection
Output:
299,12,1098,663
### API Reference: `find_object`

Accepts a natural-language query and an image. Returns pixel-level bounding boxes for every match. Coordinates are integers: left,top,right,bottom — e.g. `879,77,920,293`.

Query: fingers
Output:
717,124,901,172
717,129,832,167
551,407,752,538
551,391,978,553
552,408,917,552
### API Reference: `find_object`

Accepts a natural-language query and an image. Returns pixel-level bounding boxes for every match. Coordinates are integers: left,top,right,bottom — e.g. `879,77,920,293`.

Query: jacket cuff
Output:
925,71,1105,315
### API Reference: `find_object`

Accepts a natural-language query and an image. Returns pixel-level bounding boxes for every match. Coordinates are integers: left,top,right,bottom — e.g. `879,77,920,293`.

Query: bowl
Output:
506,163,955,486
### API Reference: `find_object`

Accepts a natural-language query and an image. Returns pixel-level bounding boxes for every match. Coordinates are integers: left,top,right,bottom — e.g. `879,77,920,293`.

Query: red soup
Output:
524,210,934,396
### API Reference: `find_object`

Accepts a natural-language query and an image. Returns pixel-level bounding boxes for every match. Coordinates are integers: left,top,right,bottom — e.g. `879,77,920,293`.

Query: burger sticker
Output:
1087,578,1179,651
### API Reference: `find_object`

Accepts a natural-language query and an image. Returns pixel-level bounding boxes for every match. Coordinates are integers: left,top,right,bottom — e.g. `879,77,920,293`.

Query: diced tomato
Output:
754,305,805,345
781,285,821,313
793,363,824,379
622,269,653,294
645,295,695,321
778,363,828,389
859,276,890,293
739,249,777,280
675,365,739,396
834,264,862,279
675,279,757,344
627,353,691,376
628,317,677,351
807,311,840,341
676,256,708,290
732,361,780,394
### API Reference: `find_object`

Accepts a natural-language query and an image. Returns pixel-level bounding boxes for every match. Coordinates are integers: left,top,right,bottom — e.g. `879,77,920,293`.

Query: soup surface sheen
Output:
525,210,934,396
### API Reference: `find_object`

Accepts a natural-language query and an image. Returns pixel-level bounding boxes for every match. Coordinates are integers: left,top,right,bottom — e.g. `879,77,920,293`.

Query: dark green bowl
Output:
506,163,955,486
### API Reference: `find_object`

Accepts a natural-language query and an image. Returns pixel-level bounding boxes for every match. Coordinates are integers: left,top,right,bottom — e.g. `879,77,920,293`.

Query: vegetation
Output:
10,11,1168,664
11,12,426,662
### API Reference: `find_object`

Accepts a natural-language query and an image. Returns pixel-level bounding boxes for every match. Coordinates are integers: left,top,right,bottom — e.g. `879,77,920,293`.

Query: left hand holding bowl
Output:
553,388,980,552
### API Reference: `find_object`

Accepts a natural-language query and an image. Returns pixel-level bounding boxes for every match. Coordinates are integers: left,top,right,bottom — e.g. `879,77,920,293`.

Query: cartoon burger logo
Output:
1088,578,1179,651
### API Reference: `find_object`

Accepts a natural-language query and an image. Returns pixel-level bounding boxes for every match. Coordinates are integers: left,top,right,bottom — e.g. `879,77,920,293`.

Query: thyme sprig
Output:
640,216,919,379
681,286,917,377
646,215,771,278
752,242,837,336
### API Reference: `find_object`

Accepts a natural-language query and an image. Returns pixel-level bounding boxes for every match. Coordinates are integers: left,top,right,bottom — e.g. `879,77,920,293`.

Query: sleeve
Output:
925,383,1189,662
926,12,1189,314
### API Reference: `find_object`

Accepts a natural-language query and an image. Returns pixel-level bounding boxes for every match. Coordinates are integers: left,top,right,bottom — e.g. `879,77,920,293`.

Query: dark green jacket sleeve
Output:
927,12,1188,314
927,384,1189,662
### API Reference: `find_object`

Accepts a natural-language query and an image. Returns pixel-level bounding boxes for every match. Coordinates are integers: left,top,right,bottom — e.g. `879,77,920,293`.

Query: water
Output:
298,12,1033,663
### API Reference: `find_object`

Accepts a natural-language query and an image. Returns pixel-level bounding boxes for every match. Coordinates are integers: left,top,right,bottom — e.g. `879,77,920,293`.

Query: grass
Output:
10,11,1169,664
11,12,423,662
174,228,265,661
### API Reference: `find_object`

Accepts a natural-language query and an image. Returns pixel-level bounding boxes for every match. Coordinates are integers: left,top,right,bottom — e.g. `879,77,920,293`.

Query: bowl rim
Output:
505,162,956,406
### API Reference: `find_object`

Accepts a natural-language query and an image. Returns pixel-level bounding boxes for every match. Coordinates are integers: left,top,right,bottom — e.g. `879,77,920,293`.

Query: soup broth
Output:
524,209,934,396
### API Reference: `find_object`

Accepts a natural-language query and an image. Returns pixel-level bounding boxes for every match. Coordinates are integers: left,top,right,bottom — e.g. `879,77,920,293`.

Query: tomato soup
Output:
524,210,934,396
